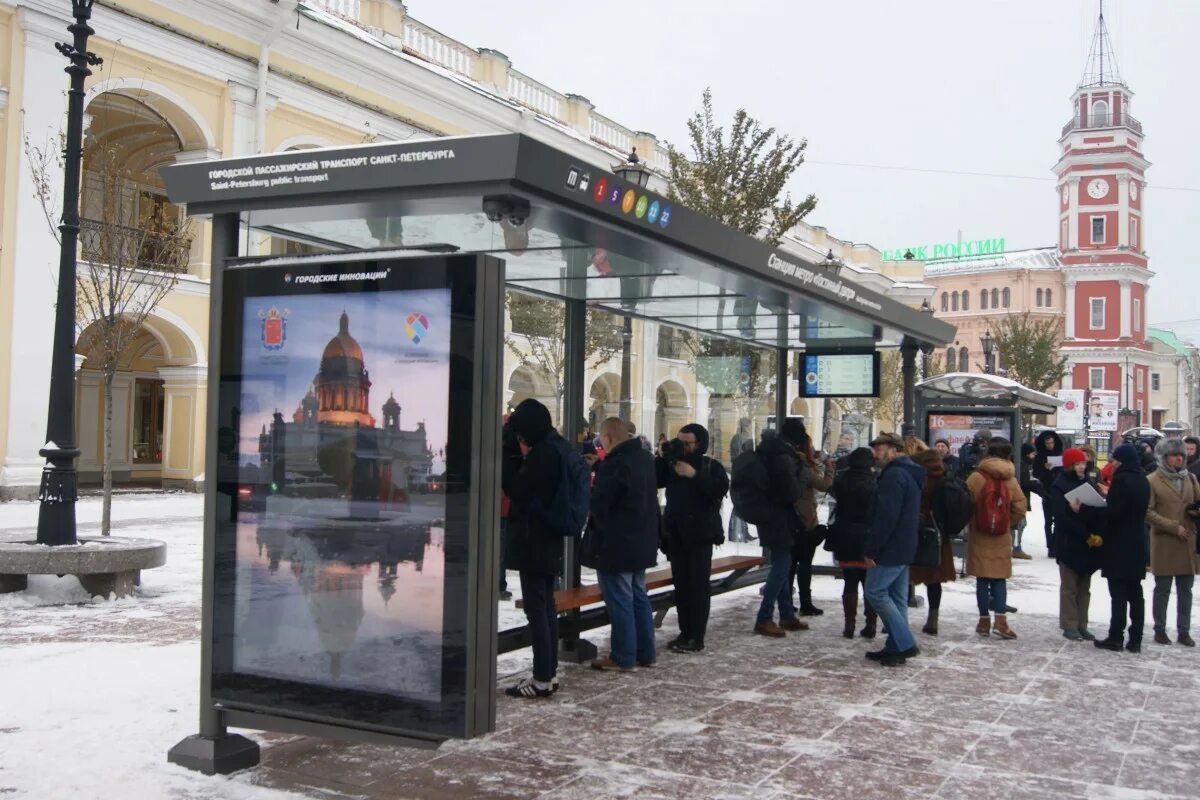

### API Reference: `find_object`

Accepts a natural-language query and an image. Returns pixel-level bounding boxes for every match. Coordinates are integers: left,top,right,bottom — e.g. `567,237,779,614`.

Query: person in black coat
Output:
828,447,877,639
1048,448,1106,641
1094,443,1152,653
1185,436,1200,480
1033,430,1065,557
502,399,564,697
584,417,661,671
753,421,809,638
657,423,729,653
1013,443,1040,559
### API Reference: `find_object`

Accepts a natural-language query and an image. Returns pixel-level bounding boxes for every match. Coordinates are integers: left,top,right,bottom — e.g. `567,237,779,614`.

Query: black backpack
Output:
931,475,973,537
730,448,773,525
531,438,591,537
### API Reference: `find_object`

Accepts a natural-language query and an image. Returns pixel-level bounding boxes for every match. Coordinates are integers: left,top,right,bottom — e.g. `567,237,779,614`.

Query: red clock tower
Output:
1055,5,1153,422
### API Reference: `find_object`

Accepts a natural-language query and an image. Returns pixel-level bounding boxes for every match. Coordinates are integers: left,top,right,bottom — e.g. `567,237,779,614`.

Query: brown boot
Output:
754,620,787,638
780,617,809,632
993,614,1017,640
976,616,991,637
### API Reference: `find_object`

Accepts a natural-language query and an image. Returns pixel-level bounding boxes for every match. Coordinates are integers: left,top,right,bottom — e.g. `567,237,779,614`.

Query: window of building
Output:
1091,99,1110,127
1090,297,1105,329
1152,372,1161,391
1089,367,1105,389
1133,298,1141,332
952,292,959,312
1002,287,1011,308
980,290,988,310
946,347,957,372
1130,217,1139,249
1091,216,1106,244
959,346,969,371
961,291,969,311
1036,288,1044,307
991,288,999,308
940,293,948,312
1045,288,1052,306
132,378,165,464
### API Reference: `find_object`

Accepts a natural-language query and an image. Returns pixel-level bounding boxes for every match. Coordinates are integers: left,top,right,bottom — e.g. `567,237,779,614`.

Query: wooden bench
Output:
500,554,766,656
516,554,765,614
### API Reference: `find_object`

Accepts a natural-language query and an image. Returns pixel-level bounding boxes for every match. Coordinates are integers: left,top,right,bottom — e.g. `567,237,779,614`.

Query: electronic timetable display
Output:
800,352,880,398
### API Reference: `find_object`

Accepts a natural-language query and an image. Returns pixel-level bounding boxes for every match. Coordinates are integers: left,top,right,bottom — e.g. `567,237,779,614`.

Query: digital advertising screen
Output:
800,352,880,398
211,255,481,739
926,412,1013,450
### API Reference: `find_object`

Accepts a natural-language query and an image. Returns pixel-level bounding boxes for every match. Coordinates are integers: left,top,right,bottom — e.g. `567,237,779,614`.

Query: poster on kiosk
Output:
208,254,500,744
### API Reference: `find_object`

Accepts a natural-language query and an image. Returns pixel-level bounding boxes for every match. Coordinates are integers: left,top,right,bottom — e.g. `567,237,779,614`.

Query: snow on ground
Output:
1,492,1196,799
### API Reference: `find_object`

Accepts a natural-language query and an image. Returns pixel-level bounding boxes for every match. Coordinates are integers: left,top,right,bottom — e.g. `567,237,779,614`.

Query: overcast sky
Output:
413,0,1199,330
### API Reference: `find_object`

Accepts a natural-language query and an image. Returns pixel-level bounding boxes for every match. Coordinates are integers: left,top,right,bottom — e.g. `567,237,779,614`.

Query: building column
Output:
1119,278,1132,339
1067,177,1081,250
1117,175,1131,248
76,368,103,475
159,366,208,489
108,373,135,480
0,9,71,496
1065,278,1077,339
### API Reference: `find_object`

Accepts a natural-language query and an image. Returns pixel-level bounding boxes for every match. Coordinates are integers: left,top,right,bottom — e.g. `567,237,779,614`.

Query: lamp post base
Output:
167,733,261,776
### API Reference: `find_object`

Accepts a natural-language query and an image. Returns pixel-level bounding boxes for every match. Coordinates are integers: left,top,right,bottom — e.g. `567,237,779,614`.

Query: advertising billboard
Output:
1089,390,1120,432
210,255,492,741
1056,389,1086,430
926,413,1012,450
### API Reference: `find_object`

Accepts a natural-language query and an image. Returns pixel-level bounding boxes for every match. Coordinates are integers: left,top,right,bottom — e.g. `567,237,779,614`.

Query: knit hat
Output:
1111,443,1138,466
780,417,807,447
1062,448,1087,469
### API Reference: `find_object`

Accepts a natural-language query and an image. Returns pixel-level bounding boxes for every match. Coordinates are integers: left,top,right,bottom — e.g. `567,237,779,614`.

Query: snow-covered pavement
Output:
2,493,1198,799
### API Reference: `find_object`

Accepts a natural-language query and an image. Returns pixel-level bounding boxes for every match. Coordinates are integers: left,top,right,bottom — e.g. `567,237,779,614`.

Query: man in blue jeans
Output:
584,418,661,672
863,432,924,667
752,420,809,638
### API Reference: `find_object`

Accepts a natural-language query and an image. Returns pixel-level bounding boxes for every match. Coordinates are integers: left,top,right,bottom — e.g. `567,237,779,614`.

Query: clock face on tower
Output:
1130,181,1139,201
1087,178,1110,200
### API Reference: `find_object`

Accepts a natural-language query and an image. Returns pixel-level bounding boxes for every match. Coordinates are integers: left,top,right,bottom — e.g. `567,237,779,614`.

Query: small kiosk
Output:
160,133,955,773
916,372,1062,456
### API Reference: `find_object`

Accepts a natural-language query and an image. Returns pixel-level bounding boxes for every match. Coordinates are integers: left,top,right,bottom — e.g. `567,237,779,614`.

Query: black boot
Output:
860,603,877,639
922,606,939,636
842,593,857,639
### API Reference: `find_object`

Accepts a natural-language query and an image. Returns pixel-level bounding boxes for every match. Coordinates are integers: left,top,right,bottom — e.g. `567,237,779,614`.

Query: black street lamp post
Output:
613,150,653,424
980,330,996,376
37,0,103,547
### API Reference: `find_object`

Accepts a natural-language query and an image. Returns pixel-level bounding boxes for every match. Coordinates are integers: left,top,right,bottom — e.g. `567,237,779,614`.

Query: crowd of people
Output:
499,396,1200,697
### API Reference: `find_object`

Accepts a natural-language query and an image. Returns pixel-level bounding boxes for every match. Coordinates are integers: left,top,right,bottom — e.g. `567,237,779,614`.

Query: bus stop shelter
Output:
159,132,955,773
915,372,1062,454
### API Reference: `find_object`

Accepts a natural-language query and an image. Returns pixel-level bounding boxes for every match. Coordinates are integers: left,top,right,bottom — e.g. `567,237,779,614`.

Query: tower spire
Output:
1080,0,1124,88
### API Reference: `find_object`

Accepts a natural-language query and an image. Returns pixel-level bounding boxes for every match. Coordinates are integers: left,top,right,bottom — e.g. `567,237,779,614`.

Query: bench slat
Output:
515,554,764,611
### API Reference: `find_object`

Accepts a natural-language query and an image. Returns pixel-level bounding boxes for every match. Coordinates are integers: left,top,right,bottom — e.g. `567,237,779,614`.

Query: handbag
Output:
912,515,942,569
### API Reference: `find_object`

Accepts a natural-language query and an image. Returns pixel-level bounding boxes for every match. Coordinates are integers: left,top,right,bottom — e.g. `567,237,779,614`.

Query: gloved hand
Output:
1087,534,1103,548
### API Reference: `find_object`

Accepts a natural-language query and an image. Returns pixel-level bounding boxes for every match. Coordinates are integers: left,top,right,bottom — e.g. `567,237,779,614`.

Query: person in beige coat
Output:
965,439,1028,639
1146,438,1200,647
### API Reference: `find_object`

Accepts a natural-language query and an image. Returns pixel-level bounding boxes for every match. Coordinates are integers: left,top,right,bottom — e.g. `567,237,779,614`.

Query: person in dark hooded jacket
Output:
753,420,809,638
657,423,729,653
1033,430,1065,557
1014,442,1040,559
828,447,877,638
502,399,564,697
1048,448,1105,641
1094,443,1152,653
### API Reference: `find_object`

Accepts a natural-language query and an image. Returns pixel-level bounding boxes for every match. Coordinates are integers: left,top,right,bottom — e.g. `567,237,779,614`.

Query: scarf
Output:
1158,464,1187,493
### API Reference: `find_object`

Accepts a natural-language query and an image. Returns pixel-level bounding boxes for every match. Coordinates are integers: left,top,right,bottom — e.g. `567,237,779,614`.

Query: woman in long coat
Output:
828,447,877,638
909,449,957,636
966,438,1028,640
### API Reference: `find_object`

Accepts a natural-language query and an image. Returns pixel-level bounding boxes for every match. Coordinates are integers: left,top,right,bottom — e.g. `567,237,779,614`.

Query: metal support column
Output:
900,340,919,437
775,314,790,428
559,249,597,662
168,212,261,775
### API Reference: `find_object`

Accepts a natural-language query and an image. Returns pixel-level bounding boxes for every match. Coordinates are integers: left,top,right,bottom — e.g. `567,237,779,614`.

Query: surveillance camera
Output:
482,194,530,227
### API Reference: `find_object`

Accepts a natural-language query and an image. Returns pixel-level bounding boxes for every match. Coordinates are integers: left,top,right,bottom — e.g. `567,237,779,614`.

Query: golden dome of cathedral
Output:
322,311,364,363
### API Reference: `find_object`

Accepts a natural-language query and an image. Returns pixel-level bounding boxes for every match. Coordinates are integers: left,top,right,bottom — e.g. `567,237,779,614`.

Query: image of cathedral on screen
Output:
256,310,434,504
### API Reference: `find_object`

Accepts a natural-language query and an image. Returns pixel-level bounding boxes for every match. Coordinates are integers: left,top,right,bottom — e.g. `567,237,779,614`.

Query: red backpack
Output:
974,475,1012,536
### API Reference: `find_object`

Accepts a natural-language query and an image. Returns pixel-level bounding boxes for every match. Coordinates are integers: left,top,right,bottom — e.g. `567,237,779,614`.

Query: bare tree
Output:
26,131,190,535
986,312,1068,393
